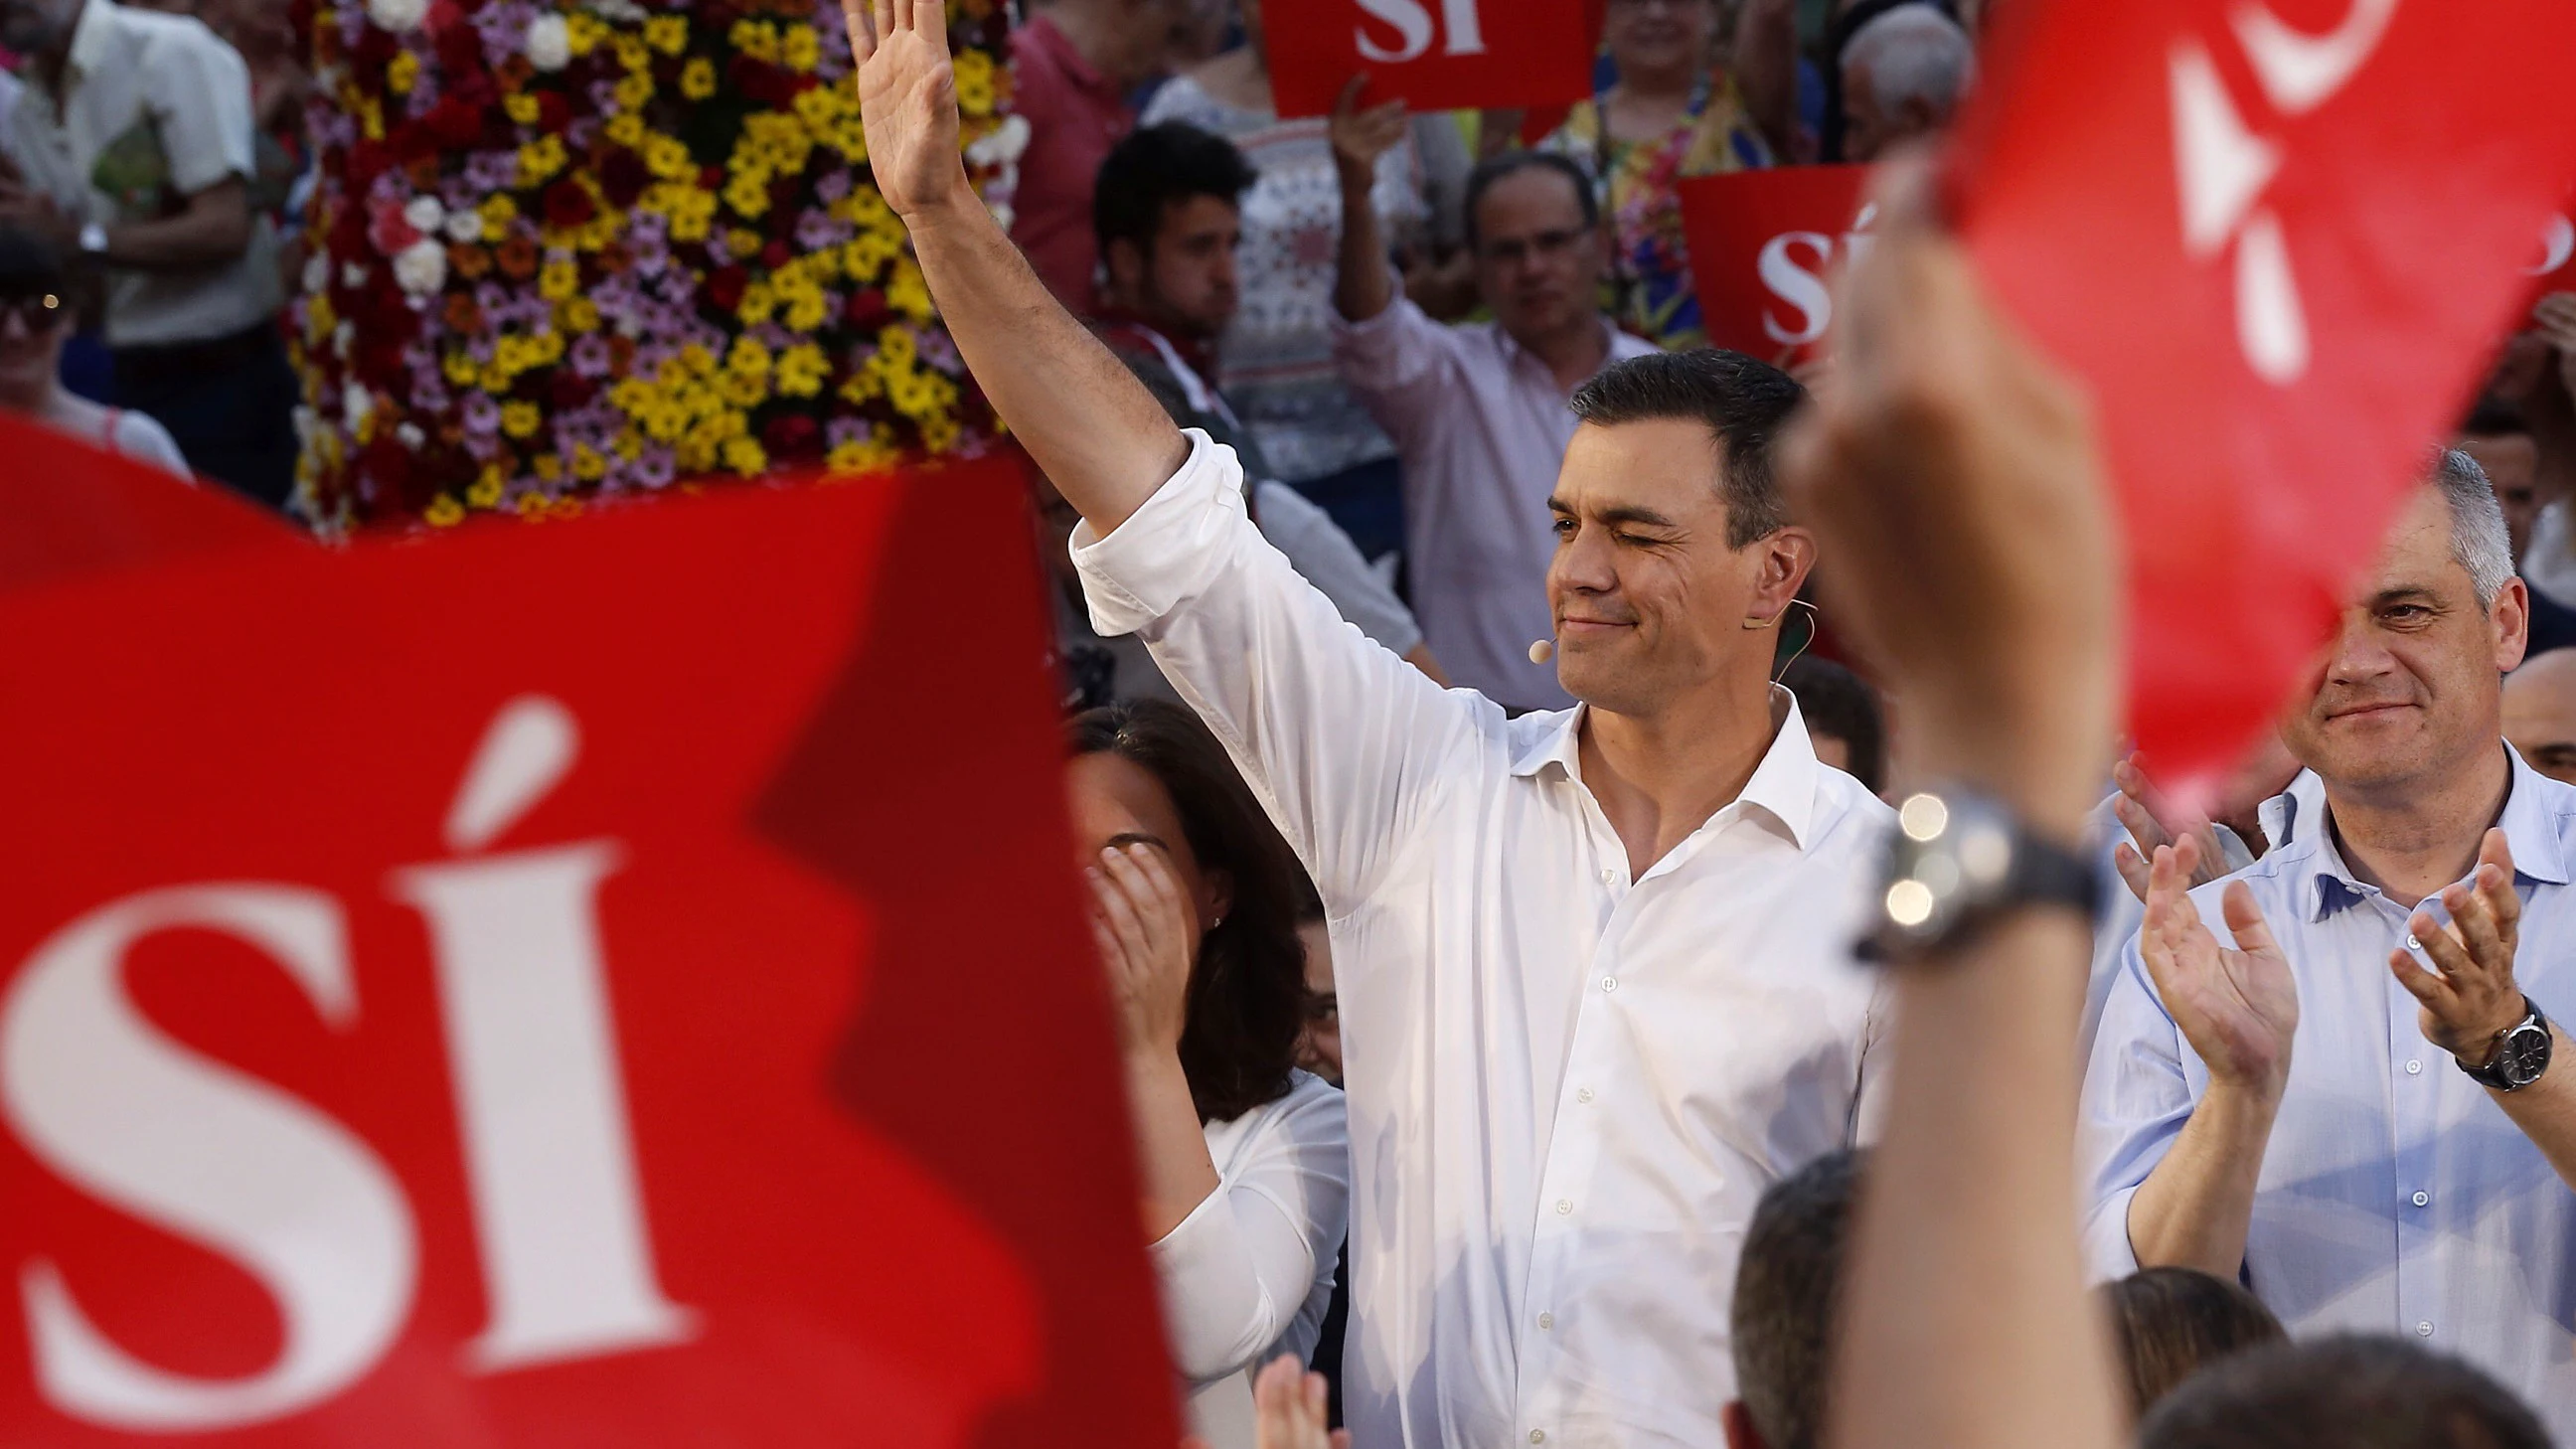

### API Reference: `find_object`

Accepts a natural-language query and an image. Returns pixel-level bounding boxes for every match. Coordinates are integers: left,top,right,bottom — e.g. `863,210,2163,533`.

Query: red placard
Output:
1679,165,1871,366
1948,0,2576,787
1264,0,1597,120
0,426,1176,1448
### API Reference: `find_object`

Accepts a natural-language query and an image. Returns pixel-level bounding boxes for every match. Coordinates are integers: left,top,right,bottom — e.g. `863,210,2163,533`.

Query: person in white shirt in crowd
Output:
1070,699,1348,1449
1836,5,1978,165
1330,94,1660,712
0,0,296,509
2083,453,2576,1440
846,10,1891,1448
0,226,186,475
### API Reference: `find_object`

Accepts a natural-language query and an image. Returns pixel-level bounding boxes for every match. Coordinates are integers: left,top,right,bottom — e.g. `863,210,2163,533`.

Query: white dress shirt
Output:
1076,432,1892,1449
5,0,281,347
1153,1070,1351,1449
2081,746,2576,1440
1332,288,1660,713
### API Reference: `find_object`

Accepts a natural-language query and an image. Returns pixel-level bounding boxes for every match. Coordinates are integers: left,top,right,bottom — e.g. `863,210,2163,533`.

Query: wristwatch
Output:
77,222,106,257
2459,997,2554,1091
1868,786,2098,960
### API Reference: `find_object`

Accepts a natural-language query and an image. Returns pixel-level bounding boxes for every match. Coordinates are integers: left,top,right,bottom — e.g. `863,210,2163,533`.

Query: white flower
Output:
588,0,646,21
334,320,355,359
965,113,1032,167
301,253,330,294
341,261,369,289
396,421,425,450
445,209,484,243
366,0,427,32
392,237,447,296
402,195,445,234
524,14,570,71
344,383,375,432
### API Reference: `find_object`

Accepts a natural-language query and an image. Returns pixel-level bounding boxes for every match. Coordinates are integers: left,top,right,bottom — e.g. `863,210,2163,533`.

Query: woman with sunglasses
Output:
0,227,189,477
1068,699,1349,1449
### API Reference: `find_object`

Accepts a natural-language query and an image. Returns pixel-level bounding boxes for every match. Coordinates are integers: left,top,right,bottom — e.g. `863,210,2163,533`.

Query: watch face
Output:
2500,1022,2553,1086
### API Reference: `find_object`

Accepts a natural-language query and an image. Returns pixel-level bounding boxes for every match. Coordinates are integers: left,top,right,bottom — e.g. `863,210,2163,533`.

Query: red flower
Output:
366,200,421,256
598,147,649,208
535,90,572,133
434,22,484,80
762,411,823,462
424,96,485,151
549,371,596,411
725,54,793,106
698,164,725,191
542,177,596,230
706,263,749,312
759,239,790,271
844,287,890,329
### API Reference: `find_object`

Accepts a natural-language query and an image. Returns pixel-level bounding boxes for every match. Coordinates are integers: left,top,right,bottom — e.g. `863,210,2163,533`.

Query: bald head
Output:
2506,649,2576,784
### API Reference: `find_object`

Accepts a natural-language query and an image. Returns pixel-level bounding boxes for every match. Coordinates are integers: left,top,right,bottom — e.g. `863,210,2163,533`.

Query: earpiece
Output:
1529,639,1554,665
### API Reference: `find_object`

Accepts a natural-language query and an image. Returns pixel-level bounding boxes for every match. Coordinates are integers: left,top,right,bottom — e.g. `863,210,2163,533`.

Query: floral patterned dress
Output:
1541,76,1771,352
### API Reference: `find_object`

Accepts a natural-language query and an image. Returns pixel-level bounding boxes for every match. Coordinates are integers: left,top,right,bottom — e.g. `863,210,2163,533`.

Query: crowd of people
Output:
15,0,2576,1442
857,2,2576,1447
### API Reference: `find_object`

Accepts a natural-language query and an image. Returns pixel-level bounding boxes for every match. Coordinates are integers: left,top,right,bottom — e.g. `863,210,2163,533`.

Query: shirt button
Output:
1602,977,1618,993
2406,933,2422,950
2417,1321,2435,1338
1576,1087,1595,1104
1537,1312,1553,1330
1530,1433,1547,1444
1600,868,1617,886
2406,1059,2423,1075
2413,1191,2431,1207
1555,1199,1573,1215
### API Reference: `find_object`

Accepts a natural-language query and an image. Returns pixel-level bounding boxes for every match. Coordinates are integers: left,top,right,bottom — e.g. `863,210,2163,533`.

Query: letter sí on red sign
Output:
0,421,1177,1447
1944,0,2576,787
1678,166,1872,367
1262,0,1597,119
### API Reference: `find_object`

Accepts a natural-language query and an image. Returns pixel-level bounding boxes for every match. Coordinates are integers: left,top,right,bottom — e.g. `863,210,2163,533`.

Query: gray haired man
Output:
1840,5,1977,163
2081,453,2576,1439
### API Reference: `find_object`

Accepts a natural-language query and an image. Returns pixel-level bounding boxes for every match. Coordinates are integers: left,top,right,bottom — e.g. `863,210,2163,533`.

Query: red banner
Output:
1950,0,2576,786
1265,0,1597,121
0,427,1175,1447
1679,165,1871,366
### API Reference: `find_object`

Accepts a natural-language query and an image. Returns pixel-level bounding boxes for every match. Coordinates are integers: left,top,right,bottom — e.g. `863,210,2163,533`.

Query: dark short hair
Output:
1462,150,1598,250
1067,699,1309,1123
1092,121,1260,261
1569,349,1805,547
2140,1335,2548,1449
1731,1148,1863,1449
2102,1267,2287,1418
0,225,69,299
2461,394,2531,439
1780,656,1886,794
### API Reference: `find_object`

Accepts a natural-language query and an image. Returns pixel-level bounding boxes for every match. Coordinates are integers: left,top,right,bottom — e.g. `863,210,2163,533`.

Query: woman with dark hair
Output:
0,228,187,475
2101,1266,2288,1417
1067,699,1349,1449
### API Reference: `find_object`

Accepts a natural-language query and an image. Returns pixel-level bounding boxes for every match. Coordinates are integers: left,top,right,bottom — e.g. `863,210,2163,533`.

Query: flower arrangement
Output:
289,0,1024,531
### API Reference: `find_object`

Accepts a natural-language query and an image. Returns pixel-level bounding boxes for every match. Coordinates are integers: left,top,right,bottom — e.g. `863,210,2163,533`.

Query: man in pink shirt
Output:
1009,0,1173,312
1329,97,1657,712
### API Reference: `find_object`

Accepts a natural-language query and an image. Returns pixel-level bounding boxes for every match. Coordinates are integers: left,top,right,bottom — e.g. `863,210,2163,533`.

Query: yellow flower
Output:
676,436,718,473
423,494,465,527
605,112,645,147
643,135,695,180
838,368,884,404
722,435,768,477
566,12,605,55
358,94,385,141
562,295,601,333
443,351,478,386
517,490,551,517
726,227,764,259
776,343,830,398
388,52,419,94
781,25,819,71
539,257,579,301
612,33,650,72
724,337,772,377
678,343,719,376
728,19,778,61
718,370,768,407
517,135,567,187
480,194,518,242
568,442,606,481
644,14,688,54
920,409,961,453
534,452,564,483
502,401,543,438
505,92,541,125
681,56,717,100
466,470,506,509
734,279,776,325
478,361,512,394
782,288,829,333
613,71,653,112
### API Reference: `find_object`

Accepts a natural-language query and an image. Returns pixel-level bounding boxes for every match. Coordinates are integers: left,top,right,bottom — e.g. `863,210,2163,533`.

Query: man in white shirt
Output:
848,8,1891,1446
0,0,295,508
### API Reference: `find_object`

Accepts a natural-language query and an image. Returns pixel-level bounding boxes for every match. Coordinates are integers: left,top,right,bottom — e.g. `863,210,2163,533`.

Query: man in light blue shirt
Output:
2083,454,2576,1436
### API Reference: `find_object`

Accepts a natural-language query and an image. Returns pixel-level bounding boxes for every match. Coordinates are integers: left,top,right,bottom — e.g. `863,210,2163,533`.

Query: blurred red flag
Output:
1950,0,2576,786
1264,0,1594,119
0,424,1175,1448
1679,165,1870,366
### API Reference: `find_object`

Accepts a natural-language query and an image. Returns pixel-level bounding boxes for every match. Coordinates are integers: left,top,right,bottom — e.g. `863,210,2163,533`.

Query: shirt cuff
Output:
1327,264,1419,346
1071,429,1248,638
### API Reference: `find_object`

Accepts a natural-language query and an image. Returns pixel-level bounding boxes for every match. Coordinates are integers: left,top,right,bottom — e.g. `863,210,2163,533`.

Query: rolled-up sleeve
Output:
1149,1080,1352,1383
148,27,256,195
1074,432,1472,907
2076,929,2202,1281
1330,281,1468,452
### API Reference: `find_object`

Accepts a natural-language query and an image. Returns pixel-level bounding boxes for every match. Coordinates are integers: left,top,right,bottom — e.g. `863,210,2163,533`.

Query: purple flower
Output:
571,334,613,379
462,394,503,435
917,329,962,372
793,209,846,251
465,151,519,192
825,415,870,448
814,169,854,204
588,78,621,115
464,432,503,462
635,447,677,489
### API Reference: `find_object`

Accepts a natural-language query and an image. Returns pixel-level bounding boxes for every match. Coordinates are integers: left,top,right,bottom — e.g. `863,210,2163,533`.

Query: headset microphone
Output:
1529,639,1554,665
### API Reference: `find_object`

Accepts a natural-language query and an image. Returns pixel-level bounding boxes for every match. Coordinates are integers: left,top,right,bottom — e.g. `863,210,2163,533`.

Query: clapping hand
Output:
2141,835,2300,1097
1253,1356,1350,1449
843,0,969,222
2110,750,2232,902
2394,829,2529,1067
1087,843,1196,1060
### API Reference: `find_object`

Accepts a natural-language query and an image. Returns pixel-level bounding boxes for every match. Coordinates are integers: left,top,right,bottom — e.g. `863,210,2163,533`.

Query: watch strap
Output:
2460,997,2551,1091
